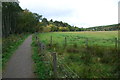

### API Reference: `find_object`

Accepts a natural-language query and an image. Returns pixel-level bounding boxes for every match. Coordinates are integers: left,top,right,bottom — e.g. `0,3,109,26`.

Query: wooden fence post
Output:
40,42,46,54
65,37,67,47
118,38,120,52
50,36,52,47
52,52,57,78
36,36,37,40
38,41,41,54
86,38,88,49
115,38,118,49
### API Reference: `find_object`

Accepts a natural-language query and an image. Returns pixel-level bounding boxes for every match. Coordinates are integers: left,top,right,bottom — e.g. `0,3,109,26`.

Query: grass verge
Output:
32,34,51,79
2,33,29,69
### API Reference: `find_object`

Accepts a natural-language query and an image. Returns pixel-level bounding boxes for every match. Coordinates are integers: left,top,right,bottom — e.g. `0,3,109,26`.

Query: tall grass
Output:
32,35,51,79
37,31,119,78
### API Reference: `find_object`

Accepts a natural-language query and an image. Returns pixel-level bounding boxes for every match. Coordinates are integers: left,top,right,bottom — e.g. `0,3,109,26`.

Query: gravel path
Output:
3,35,35,78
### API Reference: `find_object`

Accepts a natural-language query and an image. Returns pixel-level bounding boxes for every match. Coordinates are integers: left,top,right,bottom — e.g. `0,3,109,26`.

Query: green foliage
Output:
32,35,51,79
36,22,44,32
42,18,49,26
2,3,42,37
17,9,42,33
43,26,51,32
36,19,83,32
2,2,22,37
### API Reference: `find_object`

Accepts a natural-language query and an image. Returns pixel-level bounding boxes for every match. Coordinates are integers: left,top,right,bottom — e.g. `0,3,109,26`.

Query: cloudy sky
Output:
19,0,119,28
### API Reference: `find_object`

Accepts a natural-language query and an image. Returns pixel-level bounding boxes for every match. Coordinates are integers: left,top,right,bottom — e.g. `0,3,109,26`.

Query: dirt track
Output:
3,35,35,78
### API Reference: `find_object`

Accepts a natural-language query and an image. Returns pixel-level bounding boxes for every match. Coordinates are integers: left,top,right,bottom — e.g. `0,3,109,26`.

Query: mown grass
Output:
2,33,29,68
38,31,119,78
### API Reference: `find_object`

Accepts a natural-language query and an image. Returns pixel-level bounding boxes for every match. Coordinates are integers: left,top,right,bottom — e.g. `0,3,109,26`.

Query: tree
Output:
16,9,42,33
35,22,44,32
42,18,49,26
43,26,51,32
2,2,22,37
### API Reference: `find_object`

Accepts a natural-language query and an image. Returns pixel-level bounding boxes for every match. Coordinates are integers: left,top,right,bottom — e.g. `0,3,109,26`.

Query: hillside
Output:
86,24,119,31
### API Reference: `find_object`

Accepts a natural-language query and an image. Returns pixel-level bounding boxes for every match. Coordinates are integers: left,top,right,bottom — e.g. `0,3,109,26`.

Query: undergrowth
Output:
32,35,51,79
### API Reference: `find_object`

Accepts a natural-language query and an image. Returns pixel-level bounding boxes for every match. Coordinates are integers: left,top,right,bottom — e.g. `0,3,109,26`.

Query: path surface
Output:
3,35,35,78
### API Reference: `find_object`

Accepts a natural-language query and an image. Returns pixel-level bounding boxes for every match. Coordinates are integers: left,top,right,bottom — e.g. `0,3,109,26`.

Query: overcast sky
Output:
19,0,119,28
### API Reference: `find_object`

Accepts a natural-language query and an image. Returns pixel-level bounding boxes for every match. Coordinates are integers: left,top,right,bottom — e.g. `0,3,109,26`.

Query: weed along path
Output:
3,35,35,78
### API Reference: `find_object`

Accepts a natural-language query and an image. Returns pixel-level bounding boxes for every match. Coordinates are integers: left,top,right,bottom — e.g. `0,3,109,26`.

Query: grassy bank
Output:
32,35,51,79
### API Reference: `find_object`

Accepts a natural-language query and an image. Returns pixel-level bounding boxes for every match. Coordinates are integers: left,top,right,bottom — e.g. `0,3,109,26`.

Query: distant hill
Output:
86,24,119,31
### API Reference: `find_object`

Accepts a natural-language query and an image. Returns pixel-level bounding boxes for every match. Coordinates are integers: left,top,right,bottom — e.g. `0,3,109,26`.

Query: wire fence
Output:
34,32,119,78
41,33,119,49
34,33,81,78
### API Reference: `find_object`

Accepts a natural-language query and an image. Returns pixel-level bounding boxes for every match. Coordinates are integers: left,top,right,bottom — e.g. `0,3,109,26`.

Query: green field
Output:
39,31,118,47
36,31,119,78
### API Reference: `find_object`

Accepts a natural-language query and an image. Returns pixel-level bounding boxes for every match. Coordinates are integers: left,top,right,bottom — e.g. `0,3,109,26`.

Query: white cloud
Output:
19,0,119,28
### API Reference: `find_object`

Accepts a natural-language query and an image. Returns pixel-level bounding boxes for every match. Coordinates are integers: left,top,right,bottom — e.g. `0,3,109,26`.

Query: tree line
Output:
86,24,119,31
36,18,86,32
2,2,119,37
2,2,85,37
2,2,42,37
